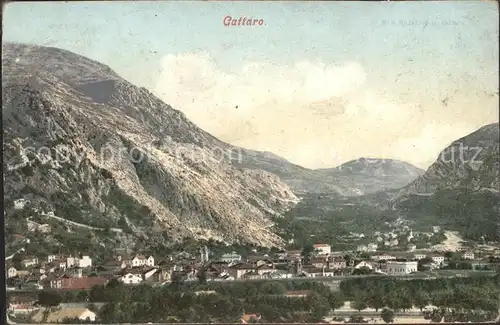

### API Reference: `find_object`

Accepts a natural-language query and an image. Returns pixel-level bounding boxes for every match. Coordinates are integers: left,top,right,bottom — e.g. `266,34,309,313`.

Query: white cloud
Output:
153,52,455,169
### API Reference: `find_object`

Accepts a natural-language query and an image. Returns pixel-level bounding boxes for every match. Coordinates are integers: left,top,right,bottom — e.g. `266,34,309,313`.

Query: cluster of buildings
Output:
5,241,496,293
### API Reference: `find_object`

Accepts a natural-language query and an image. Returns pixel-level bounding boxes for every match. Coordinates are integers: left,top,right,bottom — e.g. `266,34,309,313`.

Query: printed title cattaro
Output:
223,16,265,26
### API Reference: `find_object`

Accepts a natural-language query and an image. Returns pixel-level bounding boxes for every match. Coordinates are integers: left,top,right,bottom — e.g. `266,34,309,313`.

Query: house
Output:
267,270,293,279
66,256,77,268
241,270,263,280
51,276,108,290
9,296,38,315
285,250,302,260
142,267,158,280
354,261,373,269
356,245,368,252
220,251,242,263
430,254,445,265
78,256,92,268
414,253,427,260
47,255,58,263
367,243,378,252
9,303,38,315
313,244,331,256
228,263,254,279
22,256,39,268
311,257,327,268
58,261,67,270
328,257,347,269
385,261,418,275
146,256,155,267
128,255,146,267
285,290,312,298
372,253,396,261
301,266,334,277
157,267,172,283
407,244,417,252
389,239,399,246
7,266,18,278
119,272,143,284
462,251,475,260
255,264,275,275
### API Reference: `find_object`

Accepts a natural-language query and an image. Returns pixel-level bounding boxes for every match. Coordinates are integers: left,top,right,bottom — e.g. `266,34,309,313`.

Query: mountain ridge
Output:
2,43,299,251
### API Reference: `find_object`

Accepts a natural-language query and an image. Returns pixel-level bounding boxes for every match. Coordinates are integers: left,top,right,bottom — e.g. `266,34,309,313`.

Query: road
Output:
41,214,123,233
5,237,30,261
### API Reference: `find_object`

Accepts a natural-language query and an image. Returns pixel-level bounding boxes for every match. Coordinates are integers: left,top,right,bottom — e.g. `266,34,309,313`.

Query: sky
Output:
3,1,499,169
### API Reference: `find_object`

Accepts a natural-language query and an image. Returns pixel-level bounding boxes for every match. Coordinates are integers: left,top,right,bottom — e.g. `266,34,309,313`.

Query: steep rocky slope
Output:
395,123,500,198
2,43,298,249
391,123,500,241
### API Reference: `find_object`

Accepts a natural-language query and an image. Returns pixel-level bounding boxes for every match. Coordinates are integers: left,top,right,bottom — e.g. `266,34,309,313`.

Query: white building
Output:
367,243,378,252
47,255,57,263
146,256,155,267
66,256,77,268
14,198,29,210
313,244,331,256
354,261,373,269
356,245,368,252
372,253,396,261
78,256,92,268
220,252,242,263
385,261,418,275
462,251,475,260
414,253,427,260
22,257,39,268
119,273,143,284
7,267,17,278
430,255,445,265
143,268,158,280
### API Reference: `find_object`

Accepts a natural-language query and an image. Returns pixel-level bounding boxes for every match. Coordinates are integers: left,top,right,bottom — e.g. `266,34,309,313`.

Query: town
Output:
7,227,500,323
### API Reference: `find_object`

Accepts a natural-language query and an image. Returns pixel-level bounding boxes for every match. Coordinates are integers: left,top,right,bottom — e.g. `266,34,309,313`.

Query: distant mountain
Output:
234,150,347,194
317,158,425,195
236,153,424,196
2,43,298,251
392,123,500,241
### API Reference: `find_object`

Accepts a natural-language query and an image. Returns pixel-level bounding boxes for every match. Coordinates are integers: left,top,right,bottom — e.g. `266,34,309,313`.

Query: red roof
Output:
313,244,329,247
61,276,107,290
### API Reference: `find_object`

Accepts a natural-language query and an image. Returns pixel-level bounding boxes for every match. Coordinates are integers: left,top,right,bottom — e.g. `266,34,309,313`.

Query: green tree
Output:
351,294,368,311
38,290,63,307
413,291,429,311
196,267,207,284
328,292,345,311
381,307,395,323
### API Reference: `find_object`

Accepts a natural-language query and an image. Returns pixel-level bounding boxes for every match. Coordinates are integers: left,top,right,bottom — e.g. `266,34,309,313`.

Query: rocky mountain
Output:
395,123,500,199
316,158,424,195
392,123,500,241
233,150,347,194
2,43,298,250
235,153,424,196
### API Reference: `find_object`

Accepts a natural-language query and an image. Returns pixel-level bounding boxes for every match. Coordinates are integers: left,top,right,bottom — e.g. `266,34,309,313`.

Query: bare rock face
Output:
395,123,500,198
2,43,298,248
